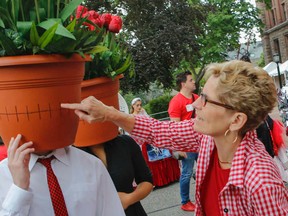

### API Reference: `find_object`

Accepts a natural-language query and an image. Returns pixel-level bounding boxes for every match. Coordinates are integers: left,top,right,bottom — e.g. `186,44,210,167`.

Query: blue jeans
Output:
180,152,198,204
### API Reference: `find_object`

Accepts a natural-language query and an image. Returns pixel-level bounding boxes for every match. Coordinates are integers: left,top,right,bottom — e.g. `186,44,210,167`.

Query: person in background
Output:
0,134,125,216
168,71,199,212
130,98,148,116
256,115,288,182
80,134,153,216
62,60,288,215
130,97,180,187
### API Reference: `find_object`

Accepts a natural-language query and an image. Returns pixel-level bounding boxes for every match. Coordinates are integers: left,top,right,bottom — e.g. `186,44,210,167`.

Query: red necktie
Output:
38,156,69,216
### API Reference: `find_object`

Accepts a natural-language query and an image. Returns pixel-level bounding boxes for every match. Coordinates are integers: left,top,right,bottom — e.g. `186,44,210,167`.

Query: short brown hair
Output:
176,71,192,91
204,60,277,135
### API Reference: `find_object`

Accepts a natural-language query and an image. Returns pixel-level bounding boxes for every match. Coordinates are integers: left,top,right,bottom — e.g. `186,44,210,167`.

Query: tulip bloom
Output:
108,16,122,33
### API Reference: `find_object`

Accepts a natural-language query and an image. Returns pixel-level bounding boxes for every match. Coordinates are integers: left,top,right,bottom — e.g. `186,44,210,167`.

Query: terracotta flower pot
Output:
0,54,87,151
74,75,123,147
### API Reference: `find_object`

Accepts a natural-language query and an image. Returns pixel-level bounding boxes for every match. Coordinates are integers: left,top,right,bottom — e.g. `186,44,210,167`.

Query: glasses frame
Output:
200,93,235,110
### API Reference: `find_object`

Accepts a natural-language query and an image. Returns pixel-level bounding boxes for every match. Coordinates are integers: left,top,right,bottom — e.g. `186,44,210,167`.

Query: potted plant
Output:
73,5,134,147
0,0,133,150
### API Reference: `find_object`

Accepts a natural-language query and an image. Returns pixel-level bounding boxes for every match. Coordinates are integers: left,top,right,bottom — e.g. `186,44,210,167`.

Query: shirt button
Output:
224,208,229,213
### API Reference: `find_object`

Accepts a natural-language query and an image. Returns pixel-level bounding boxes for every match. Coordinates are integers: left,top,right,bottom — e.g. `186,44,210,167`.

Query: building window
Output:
282,3,287,21
285,34,288,57
271,9,276,26
274,39,281,62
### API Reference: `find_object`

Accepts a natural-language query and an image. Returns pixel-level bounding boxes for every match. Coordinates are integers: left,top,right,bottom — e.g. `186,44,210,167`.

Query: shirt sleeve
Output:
131,115,201,152
168,97,181,118
252,184,288,215
0,184,32,216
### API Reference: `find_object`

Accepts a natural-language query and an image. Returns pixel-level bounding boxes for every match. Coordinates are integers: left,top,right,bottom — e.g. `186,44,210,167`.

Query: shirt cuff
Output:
2,184,32,214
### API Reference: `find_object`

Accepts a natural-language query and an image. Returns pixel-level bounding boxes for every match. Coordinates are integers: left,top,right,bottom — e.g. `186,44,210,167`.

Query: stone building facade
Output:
257,0,288,64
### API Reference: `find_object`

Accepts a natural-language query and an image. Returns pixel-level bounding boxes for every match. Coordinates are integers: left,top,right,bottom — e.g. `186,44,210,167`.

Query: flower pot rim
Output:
0,54,91,67
81,74,124,88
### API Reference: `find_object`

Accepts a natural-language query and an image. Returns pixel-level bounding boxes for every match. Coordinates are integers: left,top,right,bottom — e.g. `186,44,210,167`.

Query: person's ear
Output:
230,112,247,132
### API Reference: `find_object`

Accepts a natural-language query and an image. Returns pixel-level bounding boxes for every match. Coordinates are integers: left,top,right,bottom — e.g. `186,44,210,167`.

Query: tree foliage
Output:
86,0,263,93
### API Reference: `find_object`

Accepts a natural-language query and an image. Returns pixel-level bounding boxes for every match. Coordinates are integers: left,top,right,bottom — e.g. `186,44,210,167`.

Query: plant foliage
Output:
0,0,105,56
87,0,264,93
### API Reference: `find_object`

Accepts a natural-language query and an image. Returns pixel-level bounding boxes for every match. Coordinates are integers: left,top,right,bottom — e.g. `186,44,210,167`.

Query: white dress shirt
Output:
0,146,125,216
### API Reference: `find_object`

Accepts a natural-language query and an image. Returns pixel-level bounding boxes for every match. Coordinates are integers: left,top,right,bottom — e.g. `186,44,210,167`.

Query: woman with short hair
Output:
62,60,288,215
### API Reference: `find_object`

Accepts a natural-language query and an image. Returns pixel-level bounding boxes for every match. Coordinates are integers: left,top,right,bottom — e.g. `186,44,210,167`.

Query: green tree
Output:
86,0,263,93
257,53,265,67
117,0,208,93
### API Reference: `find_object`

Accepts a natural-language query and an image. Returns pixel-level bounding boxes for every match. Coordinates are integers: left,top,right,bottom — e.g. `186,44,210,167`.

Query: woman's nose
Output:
192,97,202,110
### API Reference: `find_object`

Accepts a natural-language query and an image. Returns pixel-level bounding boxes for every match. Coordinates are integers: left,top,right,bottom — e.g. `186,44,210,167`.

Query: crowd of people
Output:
1,59,288,215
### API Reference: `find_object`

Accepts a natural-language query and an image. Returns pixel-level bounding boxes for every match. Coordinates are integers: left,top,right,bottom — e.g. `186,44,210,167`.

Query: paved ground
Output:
142,180,196,216
141,106,287,215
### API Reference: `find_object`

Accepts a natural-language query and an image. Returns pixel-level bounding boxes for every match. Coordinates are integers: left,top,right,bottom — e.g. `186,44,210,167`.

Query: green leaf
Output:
59,0,83,22
0,30,20,55
0,19,4,28
30,22,39,45
17,21,32,35
87,45,108,54
38,19,76,40
66,17,76,32
11,0,20,24
115,55,132,74
0,6,17,30
38,22,58,49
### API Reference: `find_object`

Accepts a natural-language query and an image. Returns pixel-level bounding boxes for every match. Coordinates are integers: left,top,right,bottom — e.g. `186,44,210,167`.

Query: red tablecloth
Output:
142,143,180,187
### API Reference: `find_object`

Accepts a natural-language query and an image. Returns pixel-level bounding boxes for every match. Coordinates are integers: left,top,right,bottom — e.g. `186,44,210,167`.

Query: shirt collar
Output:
29,146,70,171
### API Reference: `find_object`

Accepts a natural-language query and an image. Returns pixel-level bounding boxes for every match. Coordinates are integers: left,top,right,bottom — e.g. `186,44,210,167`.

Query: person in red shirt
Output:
62,60,288,215
168,71,199,212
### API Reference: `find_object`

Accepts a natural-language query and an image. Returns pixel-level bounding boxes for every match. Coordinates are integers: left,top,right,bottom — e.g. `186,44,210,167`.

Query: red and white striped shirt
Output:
131,115,288,215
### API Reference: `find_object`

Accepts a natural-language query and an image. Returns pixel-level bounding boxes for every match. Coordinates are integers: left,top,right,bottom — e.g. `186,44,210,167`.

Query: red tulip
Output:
100,13,112,27
85,10,100,20
108,16,122,33
82,10,101,30
76,5,88,19
94,17,105,28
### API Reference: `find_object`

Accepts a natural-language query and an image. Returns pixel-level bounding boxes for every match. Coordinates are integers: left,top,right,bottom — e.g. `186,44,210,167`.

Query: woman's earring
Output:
225,129,238,143
224,129,230,136
232,136,238,143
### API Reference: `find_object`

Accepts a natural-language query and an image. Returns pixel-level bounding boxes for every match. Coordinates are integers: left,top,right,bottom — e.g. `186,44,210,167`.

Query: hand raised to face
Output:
7,134,34,190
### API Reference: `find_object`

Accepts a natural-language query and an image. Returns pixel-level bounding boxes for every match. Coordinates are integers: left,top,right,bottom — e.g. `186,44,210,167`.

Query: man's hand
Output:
7,134,34,190
178,151,187,159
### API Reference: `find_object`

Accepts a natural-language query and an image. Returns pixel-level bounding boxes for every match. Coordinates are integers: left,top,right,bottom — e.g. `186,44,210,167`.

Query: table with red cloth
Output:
0,145,7,161
141,143,180,187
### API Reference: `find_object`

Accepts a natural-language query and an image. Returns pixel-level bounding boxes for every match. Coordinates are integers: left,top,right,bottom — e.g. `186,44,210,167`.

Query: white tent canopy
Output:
263,61,287,77
263,61,278,73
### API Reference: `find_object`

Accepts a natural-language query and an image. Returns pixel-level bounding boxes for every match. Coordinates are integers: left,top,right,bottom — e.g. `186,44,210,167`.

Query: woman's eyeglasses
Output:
200,93,234,110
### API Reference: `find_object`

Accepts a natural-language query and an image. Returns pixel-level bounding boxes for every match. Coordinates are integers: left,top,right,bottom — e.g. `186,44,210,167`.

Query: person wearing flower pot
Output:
61,60,288,215
79,134,153,216
0,134,125,216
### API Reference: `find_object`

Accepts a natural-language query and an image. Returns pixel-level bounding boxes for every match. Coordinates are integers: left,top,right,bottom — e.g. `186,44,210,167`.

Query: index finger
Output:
61,103,83,110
